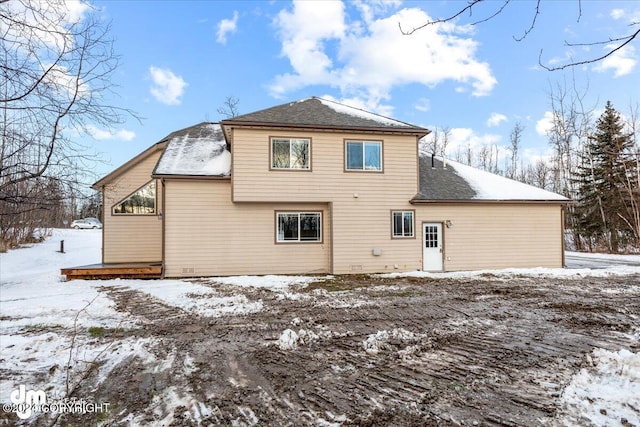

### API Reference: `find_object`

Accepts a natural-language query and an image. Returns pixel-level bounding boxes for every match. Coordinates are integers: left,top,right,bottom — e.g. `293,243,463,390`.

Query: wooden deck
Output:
61,262,162,281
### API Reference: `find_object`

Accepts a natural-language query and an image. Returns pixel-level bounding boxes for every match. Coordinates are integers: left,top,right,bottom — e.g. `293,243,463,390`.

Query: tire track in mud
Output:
68,276,640,427
234,277,640,426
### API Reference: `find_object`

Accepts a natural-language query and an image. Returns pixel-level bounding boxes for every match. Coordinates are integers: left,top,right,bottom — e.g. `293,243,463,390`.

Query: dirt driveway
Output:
10,274,640,426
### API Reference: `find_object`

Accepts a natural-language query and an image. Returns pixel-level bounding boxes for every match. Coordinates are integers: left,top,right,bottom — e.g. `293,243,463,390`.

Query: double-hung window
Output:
345,140,382,171
271,138,310,170
113,181,156,215
276,212,322,243
392,210,414,238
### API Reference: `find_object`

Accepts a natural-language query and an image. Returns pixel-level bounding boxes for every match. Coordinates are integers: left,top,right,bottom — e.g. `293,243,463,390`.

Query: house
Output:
90,97,569,278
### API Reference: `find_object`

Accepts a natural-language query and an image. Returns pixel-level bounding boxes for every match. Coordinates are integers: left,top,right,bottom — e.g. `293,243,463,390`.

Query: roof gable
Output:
222,97,429,135
92,141,166,189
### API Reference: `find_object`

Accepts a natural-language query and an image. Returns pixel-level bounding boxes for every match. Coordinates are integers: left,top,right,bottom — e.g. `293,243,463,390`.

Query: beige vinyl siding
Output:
102,151,163,263
231,129,419,203
415,204,564,270
163,180,330,277
230,128,421,274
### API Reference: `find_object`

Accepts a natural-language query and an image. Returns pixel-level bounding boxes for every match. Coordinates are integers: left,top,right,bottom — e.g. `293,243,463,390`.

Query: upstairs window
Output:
113,181,156,215
276,212,322,243
392,210,414,238
271,138,311,170
345,140,382,171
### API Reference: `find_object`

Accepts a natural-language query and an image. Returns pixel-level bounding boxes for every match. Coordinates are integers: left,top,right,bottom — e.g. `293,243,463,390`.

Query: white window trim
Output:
271,137,311,170
276,212,322,243
392,210,415,238
345,140,383,171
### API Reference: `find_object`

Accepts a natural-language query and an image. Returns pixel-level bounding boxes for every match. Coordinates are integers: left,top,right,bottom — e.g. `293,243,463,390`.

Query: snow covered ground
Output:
1,229,639,426
565,251,640,269
0,229,314,423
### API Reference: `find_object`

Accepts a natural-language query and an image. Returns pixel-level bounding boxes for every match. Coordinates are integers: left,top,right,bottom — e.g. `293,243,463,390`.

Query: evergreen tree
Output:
574,101,637,252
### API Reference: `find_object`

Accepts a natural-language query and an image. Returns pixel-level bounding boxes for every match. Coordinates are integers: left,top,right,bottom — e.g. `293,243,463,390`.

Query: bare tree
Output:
422,126,439,155
0,0,133,249
217,95,240,119
399,0,639,71
617,102,640,247
440,126,451,159
508,122,524,179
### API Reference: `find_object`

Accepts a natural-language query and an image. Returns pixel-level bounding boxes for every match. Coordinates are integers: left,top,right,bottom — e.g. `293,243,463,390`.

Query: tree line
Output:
424,89,639,253
0,0,124,251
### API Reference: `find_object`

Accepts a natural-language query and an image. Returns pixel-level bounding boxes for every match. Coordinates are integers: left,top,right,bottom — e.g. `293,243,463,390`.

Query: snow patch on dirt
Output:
108,280,264,318
277,328,322,350
363,328,429,355
381,265,640,280
210,275,323,291
557,348,640,426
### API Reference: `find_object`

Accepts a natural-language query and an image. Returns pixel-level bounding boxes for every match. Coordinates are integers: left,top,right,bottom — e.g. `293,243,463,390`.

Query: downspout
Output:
161,178,166,278
101,186,105,264
561,205,566,268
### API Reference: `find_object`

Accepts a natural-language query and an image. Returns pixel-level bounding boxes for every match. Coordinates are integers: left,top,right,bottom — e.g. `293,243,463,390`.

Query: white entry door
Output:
423,223,443,271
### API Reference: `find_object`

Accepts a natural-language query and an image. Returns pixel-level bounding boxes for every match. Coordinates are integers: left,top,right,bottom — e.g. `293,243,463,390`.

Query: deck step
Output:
60,263,162,281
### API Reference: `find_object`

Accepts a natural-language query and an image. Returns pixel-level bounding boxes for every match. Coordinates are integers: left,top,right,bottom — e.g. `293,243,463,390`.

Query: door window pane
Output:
425,226,438,248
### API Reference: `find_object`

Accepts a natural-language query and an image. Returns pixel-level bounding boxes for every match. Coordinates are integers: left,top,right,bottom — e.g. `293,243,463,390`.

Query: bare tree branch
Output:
539,26,640,71
399,0,484,35
513,0,540,42
399,0,639,71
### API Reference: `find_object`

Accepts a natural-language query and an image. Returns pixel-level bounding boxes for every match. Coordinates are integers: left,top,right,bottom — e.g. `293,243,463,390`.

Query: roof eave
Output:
151,174,231,180
221,120,430,138
410,198,572,204
92,141,167,190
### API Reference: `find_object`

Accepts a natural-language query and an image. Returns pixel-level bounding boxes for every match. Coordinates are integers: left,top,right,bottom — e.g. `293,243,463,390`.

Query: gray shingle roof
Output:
414,156,477,201
153,123,231,177
413,155,569,202
222,97,429,134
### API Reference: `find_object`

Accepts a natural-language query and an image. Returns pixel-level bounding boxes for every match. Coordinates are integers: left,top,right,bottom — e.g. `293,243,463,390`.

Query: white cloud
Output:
320,93,395,117
86,125,136,141
414,98,430,112
270,2,497,106
448,128,502,153
149,66,187,105
610,8,625,20
64,0,91,24
4,0,92,52
216,11,238,44
594,44,636,77
487,112,507,127
353,0,402,24
43,64,89,99
536,111,555,136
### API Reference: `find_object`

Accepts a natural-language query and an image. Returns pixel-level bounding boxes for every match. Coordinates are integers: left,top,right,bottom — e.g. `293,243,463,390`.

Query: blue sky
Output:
85,0,639,178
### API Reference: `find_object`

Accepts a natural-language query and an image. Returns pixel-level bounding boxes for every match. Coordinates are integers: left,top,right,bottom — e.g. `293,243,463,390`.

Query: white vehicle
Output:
71,218,102,229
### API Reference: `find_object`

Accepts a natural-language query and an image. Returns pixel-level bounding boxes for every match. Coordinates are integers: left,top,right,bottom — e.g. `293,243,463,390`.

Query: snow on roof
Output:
316,97,414,128
445,157,569,201
155,123,230,176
